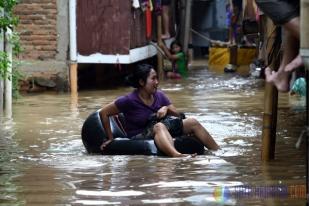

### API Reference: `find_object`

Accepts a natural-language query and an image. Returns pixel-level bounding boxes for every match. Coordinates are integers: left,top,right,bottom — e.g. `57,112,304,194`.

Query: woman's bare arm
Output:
166,104,182,117
158,42,179,61
99,102,120,141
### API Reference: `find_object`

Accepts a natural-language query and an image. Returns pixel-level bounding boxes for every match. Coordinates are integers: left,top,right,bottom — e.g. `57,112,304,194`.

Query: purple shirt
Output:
115,89,171,137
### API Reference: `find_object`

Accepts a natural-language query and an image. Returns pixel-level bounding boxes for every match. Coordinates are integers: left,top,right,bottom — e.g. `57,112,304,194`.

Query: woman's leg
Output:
153,122,188,157
264,17,301,92
162,5,171,39
182,118,219,150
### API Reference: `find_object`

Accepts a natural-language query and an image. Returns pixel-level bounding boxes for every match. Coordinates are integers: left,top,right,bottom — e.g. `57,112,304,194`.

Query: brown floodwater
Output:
0,68,306,205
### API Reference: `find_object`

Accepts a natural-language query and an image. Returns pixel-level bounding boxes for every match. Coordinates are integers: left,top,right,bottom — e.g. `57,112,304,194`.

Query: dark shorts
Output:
255,0,299,25
131,116,183,140
162,0,171,6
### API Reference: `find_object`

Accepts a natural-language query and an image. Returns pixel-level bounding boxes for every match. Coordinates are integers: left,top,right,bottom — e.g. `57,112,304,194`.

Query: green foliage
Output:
12,62,22,98
0,0,19,31
0,51,9,79
1,0,22,98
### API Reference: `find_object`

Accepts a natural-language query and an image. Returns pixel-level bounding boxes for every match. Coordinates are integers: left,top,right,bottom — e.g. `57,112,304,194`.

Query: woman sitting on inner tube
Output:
99,63,219,157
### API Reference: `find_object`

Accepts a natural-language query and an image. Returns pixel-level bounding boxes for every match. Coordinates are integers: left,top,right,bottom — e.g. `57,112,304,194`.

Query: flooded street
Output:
0,68,306,205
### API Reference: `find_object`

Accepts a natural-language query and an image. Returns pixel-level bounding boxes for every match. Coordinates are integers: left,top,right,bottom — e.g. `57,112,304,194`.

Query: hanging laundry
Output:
155,0,162,15
145,0,153,40
132,0,140,9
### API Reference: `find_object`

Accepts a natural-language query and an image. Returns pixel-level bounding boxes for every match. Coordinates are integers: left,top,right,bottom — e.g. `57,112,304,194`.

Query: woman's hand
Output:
157,106,168,119
100,138,113,150
158,41,164,48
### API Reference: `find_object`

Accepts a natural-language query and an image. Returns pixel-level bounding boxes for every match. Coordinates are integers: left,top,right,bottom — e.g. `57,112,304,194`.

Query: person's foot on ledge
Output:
172,153,197,158
285,54,304,72
264,67,290,92
161,33,171,40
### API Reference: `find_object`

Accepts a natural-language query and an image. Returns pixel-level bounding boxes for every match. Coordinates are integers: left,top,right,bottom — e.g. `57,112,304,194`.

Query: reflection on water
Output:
0,68,306,205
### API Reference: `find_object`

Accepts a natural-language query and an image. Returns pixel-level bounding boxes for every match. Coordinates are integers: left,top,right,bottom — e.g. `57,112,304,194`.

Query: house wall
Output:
14,0,69,91
15,0,57,60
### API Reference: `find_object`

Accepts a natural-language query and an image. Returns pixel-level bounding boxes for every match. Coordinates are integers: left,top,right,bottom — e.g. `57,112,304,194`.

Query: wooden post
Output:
183,0,192,55
229,45,237,65
261,18,279,161
179,0,186,45
70,63,78,94
262,84,278,161
157,14,164,80
300,0,309,202
70,91,78,113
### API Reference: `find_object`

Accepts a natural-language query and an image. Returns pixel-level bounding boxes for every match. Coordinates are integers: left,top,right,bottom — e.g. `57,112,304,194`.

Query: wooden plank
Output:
130,9,147,48
77,0,130,55
76,45,157,64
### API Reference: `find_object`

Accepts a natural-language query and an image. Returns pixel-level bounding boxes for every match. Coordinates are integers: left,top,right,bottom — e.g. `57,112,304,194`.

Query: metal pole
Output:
0,79,3,116
69,0,77,62
0,8,4,116
69,0,78,93
4,29,12,118
0,35,3,116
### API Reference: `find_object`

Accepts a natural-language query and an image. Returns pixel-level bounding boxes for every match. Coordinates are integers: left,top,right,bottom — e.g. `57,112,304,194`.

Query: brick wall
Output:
14,0,58,60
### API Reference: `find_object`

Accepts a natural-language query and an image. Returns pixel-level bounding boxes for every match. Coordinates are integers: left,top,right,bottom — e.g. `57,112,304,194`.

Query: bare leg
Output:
264,17,300,92
182,118,219,150
166,71,181,79
153,122,191,157
283,17,300,38
162,5,171,39
285,54,304,72
282,17,303,72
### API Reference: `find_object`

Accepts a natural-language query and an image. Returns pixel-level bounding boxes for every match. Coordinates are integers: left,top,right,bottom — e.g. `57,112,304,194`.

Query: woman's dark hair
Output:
125,64,154,88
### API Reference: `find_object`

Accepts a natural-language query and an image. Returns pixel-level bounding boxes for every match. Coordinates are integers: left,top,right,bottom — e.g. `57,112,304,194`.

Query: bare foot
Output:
285,54,304,72
161,33,171,40
264,67,290,92
172,153,197,158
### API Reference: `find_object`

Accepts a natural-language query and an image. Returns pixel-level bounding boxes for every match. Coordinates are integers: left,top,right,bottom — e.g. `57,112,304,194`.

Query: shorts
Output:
162,0,171,6
131,116,183,139
255,0,299,25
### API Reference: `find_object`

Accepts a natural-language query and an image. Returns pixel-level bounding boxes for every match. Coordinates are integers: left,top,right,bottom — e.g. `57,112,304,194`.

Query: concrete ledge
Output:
17,60,68,74
16,60,69,92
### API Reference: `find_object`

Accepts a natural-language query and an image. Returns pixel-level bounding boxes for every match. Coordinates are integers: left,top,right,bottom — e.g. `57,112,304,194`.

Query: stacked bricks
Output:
14,0,58,60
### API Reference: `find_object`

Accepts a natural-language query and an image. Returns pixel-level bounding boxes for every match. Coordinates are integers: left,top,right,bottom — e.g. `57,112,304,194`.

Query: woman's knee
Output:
153,122,167,133
184,117,199,127
183,117,201,133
